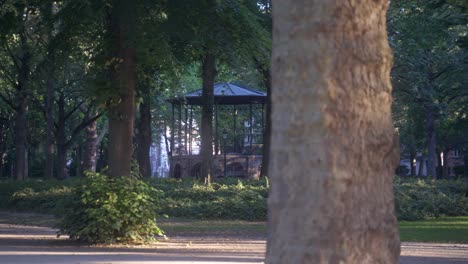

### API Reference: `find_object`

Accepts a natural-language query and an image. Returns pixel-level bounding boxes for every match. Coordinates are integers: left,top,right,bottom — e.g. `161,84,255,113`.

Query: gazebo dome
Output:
169,82,267,105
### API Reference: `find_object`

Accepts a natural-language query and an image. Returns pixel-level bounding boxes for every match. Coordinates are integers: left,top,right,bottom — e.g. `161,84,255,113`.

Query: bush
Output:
150,178,268,220
394,177,468,220
0,179,79,214
453,165,465,176
3,176,467,223
58,173,163,244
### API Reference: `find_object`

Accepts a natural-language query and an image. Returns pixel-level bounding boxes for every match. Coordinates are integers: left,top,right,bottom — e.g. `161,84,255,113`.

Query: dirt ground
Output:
0,213,467,263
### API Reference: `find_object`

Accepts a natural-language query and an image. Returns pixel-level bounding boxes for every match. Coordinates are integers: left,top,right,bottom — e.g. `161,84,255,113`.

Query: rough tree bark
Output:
44,75,55,179
137,101,152,178
266,1,400,263
107,0,137,178
200,53,216,183
425,107,437,178
259,65,271,178
56,92,68,179
82,116,98,173
14,39,31,181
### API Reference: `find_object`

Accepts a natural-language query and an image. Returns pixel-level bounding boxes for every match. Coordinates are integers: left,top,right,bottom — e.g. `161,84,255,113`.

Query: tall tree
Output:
266,0,400,262
389,0,468,177
164,0,270,182
106,0,138,178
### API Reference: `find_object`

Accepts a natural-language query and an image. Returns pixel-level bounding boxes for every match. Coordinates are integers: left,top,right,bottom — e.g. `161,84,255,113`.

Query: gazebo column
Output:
261,103,265,144
170,103,175,177
233,105,237,153
178,103,182,155
189,106,193,155
184,105,188,155
249,103,253,148
215,103,219,155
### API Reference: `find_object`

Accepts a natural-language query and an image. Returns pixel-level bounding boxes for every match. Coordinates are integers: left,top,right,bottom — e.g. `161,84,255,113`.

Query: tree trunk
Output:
425,107,437,178
418,155,425,176
15,96,28,181
260,66,271,178
410,151,416,176
82,116,98,173
0,120,6,179
97,140,108,172
14,51,30,181
200,53,216,183
44,76,55,179
107,0,137,178
75,146,82,177
267,1,400,263
137,101,152,178
56,92,68,179
442,148,449,179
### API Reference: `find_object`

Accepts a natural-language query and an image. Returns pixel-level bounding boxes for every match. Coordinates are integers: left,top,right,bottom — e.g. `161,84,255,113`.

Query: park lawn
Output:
158,218,267,237
1,211,468,243
159,216,468,243
399,216,468,243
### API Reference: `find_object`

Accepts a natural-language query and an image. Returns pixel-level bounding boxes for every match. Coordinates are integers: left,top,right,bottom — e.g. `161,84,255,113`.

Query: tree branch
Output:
65,112,104,148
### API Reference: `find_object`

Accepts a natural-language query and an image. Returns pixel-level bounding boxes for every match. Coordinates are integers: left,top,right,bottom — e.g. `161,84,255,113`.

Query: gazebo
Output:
167,82,267,179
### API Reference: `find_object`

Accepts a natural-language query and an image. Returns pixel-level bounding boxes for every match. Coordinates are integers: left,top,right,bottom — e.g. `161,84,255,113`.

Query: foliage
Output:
453,165,465,176
0,179,80,212
57,173,164,244
151,178,268,221
389,0,468,173
3,176,468,223
394,177,468,220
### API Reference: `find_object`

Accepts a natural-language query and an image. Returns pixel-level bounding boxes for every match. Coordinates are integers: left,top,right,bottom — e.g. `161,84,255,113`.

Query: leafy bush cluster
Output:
394,177,468,220
0,179,80,214
3,176,468,225
58,173,163,244
151,178,269,220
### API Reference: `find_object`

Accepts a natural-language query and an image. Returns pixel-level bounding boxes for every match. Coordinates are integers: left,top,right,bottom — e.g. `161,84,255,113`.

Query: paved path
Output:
1,223,467,263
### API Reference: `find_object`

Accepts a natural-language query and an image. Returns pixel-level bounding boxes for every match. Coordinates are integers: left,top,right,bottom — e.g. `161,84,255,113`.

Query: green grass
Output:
2,210,468,243
158,217,267,237
400,216,468,243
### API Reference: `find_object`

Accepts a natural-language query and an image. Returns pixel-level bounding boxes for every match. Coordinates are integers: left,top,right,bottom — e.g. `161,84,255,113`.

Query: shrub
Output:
58,173,163,244
3,176,467,223
0,179,79,214
394,177,468,220
151,178,268,220
453,165,465,176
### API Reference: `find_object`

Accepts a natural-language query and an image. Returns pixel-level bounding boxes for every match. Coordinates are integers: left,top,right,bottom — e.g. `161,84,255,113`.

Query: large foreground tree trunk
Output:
266,1,400,263
200,53,216,183
107,0,137,178
137,101,152,178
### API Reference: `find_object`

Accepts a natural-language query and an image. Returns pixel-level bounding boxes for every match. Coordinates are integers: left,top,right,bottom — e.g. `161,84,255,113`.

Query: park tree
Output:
164,0,270,183
105,0,138,178
266,0,400,263
389,0,468,177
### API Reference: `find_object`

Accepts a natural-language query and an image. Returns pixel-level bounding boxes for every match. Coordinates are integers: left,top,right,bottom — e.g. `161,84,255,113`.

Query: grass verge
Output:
2,211,468,243
399,216,468,243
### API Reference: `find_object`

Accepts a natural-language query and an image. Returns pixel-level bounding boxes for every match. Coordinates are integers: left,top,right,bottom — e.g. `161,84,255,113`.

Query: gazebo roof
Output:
169,82,267,105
